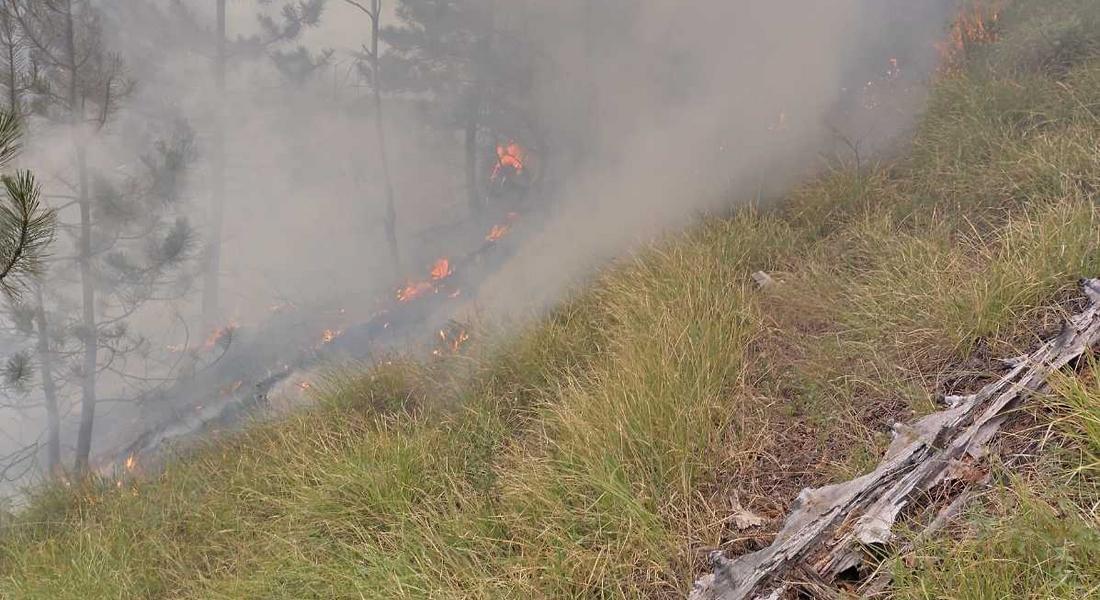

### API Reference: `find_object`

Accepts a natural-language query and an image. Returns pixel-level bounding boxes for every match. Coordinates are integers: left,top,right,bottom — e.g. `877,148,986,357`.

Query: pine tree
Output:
8,0,195,475
382,0,539,217
342,0,400,274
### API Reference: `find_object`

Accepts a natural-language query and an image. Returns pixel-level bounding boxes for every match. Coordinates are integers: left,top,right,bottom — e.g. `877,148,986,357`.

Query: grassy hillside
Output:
3,1,1100,598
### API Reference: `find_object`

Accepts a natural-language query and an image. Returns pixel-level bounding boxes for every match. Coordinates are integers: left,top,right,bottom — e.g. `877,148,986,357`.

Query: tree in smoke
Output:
4,0,197,476
201,0,328,330
202,0,229,334
0,11,54,296
0,113,55,481
382,0,537,218
343,0,400,274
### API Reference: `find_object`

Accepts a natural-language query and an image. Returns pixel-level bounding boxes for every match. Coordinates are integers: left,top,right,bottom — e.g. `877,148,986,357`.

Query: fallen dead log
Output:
691,278,1100,600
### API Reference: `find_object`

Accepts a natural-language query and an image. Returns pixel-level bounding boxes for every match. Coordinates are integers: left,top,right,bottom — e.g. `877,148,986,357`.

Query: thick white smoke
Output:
0,0,958,494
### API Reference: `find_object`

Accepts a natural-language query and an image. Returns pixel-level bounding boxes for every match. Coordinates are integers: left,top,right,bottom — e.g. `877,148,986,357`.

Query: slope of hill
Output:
2,1,1100,598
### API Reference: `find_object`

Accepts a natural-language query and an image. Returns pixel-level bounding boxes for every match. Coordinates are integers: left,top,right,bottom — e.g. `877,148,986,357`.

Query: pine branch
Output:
0,168,54,297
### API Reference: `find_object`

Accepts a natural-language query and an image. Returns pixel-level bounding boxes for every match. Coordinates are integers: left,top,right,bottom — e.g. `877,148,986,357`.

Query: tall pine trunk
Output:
465,113,480,216
202,0,227,330
64,0,97,476
34,286,61,474
465,5,493,219
73,140,96,474
369,0,400,273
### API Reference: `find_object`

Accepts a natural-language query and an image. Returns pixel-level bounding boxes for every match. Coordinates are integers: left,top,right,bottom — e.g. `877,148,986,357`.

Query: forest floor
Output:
2,1,1100,598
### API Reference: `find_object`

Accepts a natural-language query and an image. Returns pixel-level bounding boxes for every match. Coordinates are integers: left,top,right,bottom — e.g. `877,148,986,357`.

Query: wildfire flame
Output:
437,327,471,354
124,454,136,472
320,329,342,345
451,329,470,352
397,258,454,302
491,141,527,181
486,224,510,242
937,1,1001,72
430,258,452,280
202,323,238,351
397,281,434,302
486,212,520,242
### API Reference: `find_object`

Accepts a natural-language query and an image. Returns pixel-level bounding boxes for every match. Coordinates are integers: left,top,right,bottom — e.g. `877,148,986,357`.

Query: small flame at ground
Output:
937,1,1001,72
451,330,470,352
397,258,455,302
437,328,472,354
202,323,238,351
491,141,527,181
124,454,136,472
397,281,434,302
430,258,452,280
487,224,510,242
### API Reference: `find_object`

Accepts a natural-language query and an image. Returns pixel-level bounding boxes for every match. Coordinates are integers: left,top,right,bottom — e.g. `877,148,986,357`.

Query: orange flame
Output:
937,1,1001,72
430,258,453,280
437,328,471,354
398,258,454,302
451,329,470,352
486,224,510,242
320,329,342,345
202,323,238,351
491,141,527,181
487,212,520,241
124,454,136,472
397,280,434,302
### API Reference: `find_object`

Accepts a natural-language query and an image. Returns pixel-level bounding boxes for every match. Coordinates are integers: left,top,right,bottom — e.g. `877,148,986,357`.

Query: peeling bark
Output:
691,278,1100,600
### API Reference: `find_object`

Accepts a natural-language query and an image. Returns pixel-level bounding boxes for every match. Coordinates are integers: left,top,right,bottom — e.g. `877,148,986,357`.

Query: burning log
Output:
690,278,1100,600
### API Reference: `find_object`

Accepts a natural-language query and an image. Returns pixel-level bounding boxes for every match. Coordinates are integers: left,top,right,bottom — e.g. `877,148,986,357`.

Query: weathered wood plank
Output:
690,278,1100,600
